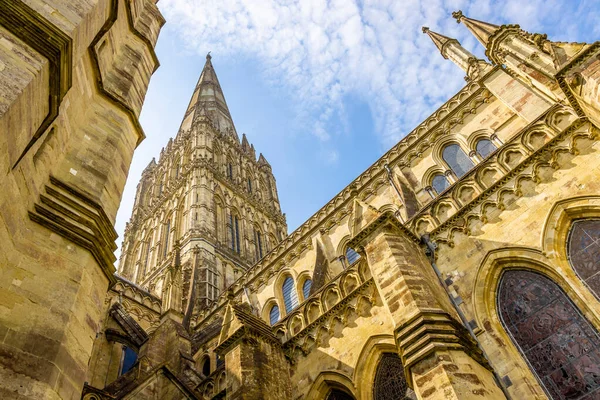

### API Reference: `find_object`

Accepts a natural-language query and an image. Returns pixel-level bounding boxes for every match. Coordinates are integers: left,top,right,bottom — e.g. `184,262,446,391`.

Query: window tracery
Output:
568,219,600,299
372,353,409,400
498,269,600,399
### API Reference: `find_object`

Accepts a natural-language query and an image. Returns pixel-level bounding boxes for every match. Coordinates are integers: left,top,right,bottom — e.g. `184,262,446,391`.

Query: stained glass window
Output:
498,270,600,399
431,173,449,195
282,277,299,313
442,144,473,178
476,138,497,158
346,247,361,265
568,219,600,299
269,304,280,325
373,353,409,400
302,279,312,300
327,389,354,400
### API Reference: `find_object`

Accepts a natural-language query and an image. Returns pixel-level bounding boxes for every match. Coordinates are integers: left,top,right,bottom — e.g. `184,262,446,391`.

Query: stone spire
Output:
422,27,491,81
180,53,237,136
452,10,499,48
422,27,475,72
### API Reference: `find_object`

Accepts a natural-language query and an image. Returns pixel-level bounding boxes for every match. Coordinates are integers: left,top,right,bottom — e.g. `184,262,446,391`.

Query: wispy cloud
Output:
160,0,600,149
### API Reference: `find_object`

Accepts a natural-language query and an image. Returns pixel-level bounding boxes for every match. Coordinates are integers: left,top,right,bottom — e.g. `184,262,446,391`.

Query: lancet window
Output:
302,279,312,300
229,213,241,254
498,269,600,399
346,247,361,265
282,277,299,313
475,138,497,158
568,219,600,299
442,143,473,178
163,220,171,258
119,346,137,376
254,229,263,260
269,304,280,325
431,173,449,195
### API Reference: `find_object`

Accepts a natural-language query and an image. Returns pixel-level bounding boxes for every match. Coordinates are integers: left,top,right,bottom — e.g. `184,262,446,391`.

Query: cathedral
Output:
2,1,600,399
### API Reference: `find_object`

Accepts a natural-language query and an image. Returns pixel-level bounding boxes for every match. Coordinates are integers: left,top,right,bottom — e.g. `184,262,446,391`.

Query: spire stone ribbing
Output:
452,10,500,48
180,54,237,136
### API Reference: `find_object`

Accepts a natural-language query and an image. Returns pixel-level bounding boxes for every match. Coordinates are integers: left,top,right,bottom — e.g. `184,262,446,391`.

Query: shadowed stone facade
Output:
0,0,164,399
3,4,600,400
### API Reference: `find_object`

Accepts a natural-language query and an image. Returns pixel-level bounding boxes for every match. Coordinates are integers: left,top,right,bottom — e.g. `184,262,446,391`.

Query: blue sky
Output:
114,0,600,259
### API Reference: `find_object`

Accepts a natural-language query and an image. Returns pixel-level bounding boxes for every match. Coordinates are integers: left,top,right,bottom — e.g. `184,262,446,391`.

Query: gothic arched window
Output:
119,346,137,376
302,279,312,300
163,220,171,258
372,353,409,400
568,219,600,299
475,138,497,159
269,304,280,325
227,161,233,179
282,277,299,313
346,247,361,265
442,144,473,178
254,229,263,260
229,213,241,254
431,173,449,195
201,357,211,377
498,269,600,399
326,389,355,400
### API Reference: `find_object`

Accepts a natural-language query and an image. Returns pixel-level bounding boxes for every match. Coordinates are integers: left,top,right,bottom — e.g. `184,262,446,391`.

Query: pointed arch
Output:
498,269,600,399
473,247,600,397
305,371,357,400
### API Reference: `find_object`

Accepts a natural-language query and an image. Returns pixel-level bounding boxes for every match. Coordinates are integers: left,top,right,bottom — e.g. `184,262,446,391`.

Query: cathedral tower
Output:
117,54,287,319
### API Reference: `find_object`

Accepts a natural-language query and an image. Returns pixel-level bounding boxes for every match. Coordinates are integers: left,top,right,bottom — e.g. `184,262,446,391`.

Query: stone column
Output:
352,212,505,399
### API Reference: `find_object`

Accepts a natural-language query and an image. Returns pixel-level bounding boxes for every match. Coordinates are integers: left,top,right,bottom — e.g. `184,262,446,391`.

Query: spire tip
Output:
422,26,430,34
452,10,464,23
206,51,212,60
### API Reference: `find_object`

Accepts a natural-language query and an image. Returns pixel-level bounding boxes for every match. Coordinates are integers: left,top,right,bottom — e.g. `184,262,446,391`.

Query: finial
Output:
206,51,212,60
452,10,464,23
422,26,430,34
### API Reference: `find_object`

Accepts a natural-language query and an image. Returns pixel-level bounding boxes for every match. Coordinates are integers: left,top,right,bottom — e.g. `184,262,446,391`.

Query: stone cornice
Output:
0,0,72,168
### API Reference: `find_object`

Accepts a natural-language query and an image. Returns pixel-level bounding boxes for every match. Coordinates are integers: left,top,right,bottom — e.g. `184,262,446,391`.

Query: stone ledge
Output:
29,176,117,284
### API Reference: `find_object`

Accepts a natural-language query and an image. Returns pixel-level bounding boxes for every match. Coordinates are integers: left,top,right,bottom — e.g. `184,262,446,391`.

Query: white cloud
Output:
160,0,599,149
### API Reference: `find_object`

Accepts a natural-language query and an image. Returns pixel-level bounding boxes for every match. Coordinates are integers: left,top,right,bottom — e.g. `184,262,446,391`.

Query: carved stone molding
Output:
0,1,72,167
394,310,490,385
29,176,118,283
89,0,164,146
